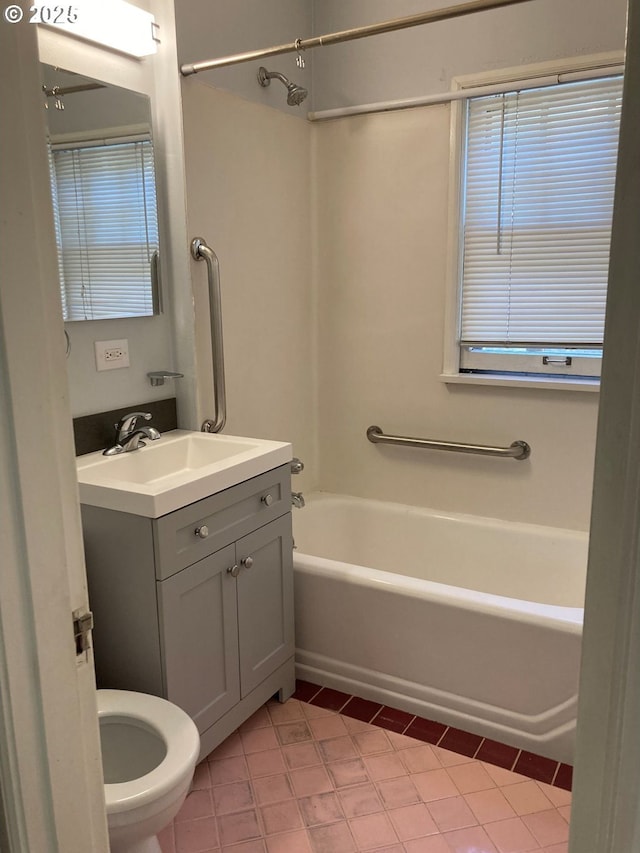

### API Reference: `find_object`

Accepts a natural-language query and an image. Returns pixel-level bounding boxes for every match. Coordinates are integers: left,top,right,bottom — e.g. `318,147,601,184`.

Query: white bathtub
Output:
293,493,588,764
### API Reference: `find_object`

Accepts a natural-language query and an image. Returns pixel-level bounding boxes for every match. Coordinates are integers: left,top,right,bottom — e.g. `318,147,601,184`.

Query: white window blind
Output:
51,136,159,321
459,76,623,365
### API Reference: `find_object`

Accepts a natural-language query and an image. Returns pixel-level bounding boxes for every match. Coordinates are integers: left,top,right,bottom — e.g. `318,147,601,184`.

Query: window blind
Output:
51,137,159,321
459,76,623,349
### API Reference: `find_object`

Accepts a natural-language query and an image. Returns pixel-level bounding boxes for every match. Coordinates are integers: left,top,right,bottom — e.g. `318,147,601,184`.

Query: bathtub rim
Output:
293,550,583,633
299,490,589,543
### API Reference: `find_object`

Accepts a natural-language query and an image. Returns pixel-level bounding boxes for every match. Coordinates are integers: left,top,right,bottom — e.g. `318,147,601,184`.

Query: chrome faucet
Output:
291,491,305,509
103,411,161,456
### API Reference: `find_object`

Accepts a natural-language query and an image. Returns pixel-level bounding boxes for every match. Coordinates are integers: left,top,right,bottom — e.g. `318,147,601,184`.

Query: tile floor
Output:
159,684,572,853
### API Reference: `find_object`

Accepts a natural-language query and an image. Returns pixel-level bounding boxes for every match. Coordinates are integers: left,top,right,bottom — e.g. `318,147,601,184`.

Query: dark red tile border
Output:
439,726,484,758
309,686,351,712
404,716,448,745
475,738,520,770
372,706,415,734
513,750,558,785
554,763,573,791
341,696,384,722
294,680,572,790
292,679,322,703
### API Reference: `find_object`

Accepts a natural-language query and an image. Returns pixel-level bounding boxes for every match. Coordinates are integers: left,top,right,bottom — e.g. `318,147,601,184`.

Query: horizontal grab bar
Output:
366,425,531,461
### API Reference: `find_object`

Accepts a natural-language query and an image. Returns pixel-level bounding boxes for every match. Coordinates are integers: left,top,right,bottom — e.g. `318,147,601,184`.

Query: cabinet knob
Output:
241,556,254,569
261,493,274,507
227,564,240,577
195,525,209,539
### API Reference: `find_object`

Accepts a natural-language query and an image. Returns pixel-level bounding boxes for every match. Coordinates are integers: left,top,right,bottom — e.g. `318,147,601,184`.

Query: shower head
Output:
257,66,308,107
285,81,308,107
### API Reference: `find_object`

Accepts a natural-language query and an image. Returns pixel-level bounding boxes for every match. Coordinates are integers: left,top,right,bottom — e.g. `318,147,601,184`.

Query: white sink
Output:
77,429,292,517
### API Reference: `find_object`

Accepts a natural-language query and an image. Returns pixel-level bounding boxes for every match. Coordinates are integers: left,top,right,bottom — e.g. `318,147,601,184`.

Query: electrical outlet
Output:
95,339,130,372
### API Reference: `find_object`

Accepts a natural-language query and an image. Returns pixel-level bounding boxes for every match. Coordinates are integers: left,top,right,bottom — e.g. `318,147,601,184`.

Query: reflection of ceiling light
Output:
42,0,158,58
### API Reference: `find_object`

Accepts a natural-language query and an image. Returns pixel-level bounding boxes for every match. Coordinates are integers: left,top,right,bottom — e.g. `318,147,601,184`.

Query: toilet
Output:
97,689,200,853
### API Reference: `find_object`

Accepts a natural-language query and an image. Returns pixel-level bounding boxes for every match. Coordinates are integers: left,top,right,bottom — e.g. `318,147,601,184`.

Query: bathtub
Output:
293,493,588,764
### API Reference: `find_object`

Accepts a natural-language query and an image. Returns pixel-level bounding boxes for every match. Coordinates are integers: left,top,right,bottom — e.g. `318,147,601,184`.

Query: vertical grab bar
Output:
190,237,227,433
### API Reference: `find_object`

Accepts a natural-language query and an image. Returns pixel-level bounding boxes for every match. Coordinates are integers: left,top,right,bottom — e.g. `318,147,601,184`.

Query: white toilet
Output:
97,689,200,853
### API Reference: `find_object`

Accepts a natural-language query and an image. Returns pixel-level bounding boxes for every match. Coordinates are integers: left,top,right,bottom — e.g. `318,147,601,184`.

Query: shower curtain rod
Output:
308,61,625,121
43,83,105,97
180,0,535,76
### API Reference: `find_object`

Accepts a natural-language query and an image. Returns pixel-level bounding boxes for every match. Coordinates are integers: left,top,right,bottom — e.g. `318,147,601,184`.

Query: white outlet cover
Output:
95,339,130,372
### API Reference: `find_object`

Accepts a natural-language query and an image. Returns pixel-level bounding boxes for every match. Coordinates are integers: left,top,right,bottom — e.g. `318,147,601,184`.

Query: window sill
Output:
439,373,600,393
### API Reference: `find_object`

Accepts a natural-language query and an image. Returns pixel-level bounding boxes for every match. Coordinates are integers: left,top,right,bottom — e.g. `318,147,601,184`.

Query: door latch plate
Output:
73,609,94,655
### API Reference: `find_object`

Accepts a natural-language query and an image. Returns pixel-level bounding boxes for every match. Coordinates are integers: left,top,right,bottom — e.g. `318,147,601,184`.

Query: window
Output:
49,135,159,321
452,71,623,382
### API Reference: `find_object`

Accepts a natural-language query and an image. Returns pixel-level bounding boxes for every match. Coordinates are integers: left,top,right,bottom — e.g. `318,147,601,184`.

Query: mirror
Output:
42,64,160,321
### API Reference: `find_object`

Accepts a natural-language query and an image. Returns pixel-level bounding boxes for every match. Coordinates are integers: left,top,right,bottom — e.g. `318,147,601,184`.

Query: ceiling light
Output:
43,0,158,58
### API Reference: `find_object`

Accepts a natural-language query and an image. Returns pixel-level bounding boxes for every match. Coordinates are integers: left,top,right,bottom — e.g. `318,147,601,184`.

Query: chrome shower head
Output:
286,81,308,106
257,66,308,107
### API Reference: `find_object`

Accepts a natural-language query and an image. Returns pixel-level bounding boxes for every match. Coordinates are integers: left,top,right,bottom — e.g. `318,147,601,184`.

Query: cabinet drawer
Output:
153,465,290,580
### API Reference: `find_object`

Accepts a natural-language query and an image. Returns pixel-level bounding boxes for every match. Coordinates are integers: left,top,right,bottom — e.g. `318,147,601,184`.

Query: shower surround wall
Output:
307,0,624,531
177,0,628,531
313,105,598,530
181,83,316,490
181,86,598,530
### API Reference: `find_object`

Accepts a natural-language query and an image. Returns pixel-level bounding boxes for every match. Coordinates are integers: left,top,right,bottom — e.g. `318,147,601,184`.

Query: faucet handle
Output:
116,411,152,435
291,491,305,509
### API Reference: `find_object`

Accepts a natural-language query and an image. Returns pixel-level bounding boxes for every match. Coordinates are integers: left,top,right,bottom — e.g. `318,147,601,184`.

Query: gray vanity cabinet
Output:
157,514,294,737
81,464,295,760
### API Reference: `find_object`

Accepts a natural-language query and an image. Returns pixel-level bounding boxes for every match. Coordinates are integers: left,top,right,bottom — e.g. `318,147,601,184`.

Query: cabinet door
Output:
158,544,240,734
237,515,294,697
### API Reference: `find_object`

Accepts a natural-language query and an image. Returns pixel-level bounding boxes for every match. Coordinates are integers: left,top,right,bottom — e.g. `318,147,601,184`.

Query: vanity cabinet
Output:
81,464,295,759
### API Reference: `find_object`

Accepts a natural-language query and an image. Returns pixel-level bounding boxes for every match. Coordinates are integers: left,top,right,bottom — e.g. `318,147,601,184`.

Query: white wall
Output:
175,0,313,116
314,106,599,529
181,82,316,490
311,0,628,110
64,316,175,416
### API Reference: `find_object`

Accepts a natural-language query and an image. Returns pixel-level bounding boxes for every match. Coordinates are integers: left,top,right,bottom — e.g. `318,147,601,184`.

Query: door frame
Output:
0,20,108,853
569,0,640,848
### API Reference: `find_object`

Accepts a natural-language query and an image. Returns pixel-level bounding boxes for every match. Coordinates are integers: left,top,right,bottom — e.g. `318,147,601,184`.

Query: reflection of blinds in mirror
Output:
50,136,159,321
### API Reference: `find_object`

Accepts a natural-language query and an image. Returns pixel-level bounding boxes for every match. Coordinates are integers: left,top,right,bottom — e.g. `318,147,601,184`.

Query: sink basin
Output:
77,430,292,517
